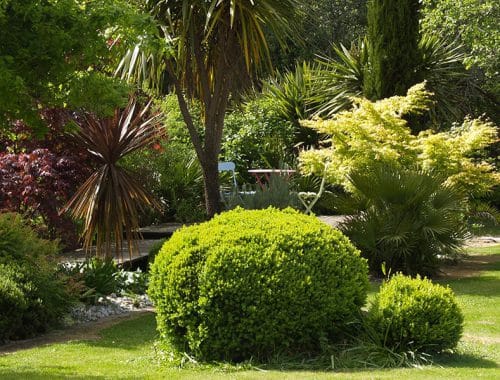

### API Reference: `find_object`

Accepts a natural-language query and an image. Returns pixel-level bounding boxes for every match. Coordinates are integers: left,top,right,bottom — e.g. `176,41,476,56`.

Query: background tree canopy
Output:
0,0,132,132
421,0,499,95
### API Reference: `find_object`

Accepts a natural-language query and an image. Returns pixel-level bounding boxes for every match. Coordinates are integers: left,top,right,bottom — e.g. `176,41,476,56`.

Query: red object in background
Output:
0,109,94,250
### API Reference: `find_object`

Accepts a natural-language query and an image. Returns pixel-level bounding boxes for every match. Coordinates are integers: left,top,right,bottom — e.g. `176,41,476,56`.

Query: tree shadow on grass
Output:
0,367,105,380
433,351,499,369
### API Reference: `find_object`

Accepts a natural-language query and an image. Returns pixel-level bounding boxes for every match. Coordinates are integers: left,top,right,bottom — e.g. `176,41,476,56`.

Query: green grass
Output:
0,246,499,379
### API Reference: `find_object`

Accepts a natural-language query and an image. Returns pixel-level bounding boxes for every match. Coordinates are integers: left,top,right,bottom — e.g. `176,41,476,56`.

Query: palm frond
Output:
311,39,368,117
340,165,467,276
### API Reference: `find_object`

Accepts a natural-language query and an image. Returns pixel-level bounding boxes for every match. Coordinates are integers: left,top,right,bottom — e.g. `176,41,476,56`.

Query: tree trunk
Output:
201,155,221,218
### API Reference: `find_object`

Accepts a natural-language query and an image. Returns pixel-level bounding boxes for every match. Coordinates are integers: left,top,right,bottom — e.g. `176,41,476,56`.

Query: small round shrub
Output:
367,274,464,353
149,207,369,361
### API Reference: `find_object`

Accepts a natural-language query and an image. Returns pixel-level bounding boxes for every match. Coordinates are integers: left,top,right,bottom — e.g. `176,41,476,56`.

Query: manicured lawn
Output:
0,246,499,379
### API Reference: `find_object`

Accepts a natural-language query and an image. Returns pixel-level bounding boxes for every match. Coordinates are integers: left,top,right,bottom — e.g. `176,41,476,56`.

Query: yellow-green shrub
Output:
367,274,464,353
299,83,499,198
149,208,369,361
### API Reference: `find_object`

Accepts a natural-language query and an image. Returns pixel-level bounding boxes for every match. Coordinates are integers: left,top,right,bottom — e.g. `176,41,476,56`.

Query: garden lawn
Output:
0,246,498,379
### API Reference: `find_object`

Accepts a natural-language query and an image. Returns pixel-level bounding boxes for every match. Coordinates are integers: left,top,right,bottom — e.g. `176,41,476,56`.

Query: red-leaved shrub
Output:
0,109,93,249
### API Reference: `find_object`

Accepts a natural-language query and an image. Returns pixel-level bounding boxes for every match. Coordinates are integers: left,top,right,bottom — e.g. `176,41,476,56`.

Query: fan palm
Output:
340,165,468,277
62,99,164,259
116,0,300,217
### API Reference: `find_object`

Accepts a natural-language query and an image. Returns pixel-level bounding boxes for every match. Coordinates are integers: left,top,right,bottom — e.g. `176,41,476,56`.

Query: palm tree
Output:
62,99,164,259
117,0,300,217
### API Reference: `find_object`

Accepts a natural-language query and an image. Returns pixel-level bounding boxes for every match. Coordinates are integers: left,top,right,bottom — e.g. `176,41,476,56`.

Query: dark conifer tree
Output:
364,0,422,100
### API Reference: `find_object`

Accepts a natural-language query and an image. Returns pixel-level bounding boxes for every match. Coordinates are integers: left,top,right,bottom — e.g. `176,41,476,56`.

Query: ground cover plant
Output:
149,208,369,361
0,245,498,378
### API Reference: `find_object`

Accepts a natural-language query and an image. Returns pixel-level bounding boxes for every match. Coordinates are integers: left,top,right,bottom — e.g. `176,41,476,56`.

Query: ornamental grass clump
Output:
367,274,464,354
149,207,369,362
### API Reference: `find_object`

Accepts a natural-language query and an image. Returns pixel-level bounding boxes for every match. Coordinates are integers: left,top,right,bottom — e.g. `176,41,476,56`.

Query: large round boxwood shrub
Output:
367,274,464,353
149,207,369,361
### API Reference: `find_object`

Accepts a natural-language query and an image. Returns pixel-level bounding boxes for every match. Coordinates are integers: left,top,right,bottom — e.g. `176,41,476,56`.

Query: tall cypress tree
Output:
364,0,422,100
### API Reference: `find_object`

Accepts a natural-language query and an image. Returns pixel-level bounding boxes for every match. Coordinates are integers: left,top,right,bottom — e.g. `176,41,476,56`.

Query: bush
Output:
149,207,369,361
0,213,71,342
225,174,301,211
0,110,93,250
367,274,464,353
148,239,167,265
122,141,206,224
0,268,27,340
299,84,500,199
340,165,468,276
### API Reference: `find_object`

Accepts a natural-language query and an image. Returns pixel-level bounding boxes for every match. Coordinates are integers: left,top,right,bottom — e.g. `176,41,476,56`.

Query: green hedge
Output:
0,213,71,342
367,274,464,353
149,207,369,361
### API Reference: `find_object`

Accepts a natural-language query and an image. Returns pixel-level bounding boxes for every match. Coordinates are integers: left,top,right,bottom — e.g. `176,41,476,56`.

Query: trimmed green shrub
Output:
367,274,464,353
149,207,369,361
0,213,71,342
148,239,167,265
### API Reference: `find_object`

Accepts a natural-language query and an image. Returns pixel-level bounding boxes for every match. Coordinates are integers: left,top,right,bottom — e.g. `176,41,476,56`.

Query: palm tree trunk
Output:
201,155,221,218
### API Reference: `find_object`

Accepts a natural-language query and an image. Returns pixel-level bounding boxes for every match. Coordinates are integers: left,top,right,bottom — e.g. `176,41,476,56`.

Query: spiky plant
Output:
262,61,316,121
116,0,301,218
340,165,468,277
310,34,477,126
418,34,477,125
62,99,164,259
311,39,368,117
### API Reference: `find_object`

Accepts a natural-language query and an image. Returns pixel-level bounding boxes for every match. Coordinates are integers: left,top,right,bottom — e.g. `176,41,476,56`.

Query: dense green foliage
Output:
121,94,206,224
123,140,205,223
368,274,464,353
0,213,71,342
222,97,295,179
300,84,499,199
0,0,131,131
267,1,367,71
149,208,368,361
340,166,467,276
364,0,422,99
421,0,499,94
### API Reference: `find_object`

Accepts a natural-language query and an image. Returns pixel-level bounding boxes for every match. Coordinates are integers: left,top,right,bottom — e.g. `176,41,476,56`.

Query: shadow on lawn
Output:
0,368,105,380
433,351,499,369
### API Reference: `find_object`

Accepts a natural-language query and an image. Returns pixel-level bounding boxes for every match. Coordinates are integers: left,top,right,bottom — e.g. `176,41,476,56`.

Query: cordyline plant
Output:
62,99,164,260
